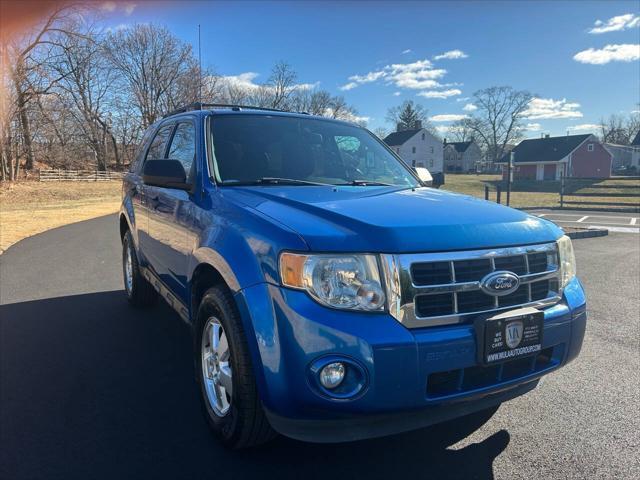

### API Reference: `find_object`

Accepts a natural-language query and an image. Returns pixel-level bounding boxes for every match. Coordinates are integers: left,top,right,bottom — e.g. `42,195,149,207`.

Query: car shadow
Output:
1,291,509,480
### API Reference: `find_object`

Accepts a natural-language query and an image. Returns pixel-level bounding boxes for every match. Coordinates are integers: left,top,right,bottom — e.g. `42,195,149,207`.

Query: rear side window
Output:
168,122,196,180
146,125,174,161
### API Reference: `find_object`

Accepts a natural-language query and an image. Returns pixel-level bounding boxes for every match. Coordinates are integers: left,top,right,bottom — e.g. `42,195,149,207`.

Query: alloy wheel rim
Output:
124,243,134,295
201,317,233,416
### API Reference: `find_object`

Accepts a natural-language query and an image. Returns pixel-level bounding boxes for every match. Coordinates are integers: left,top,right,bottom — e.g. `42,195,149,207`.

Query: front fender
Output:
187,195,309,293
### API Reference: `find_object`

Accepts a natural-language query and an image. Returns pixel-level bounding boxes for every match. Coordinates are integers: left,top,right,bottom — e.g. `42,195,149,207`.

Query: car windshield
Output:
210,114,418,187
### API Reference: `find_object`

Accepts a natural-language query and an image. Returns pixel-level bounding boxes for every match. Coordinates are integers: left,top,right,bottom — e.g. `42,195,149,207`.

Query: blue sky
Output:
102,0,639,137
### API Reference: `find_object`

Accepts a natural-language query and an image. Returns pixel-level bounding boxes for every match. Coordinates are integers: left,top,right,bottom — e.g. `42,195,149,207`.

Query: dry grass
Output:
443,174,640,210
0,181,122,252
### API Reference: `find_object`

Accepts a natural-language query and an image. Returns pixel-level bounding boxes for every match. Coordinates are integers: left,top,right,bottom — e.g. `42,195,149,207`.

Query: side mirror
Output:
143,159,191,191
414,167,433,187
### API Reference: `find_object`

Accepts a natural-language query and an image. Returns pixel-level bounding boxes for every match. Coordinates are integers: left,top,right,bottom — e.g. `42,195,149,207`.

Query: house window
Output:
588,144,594,152
421,133,425,140
412,146,416,154
412,160,416,167
430,159,434,167
396,148,400,154
430,146,434,153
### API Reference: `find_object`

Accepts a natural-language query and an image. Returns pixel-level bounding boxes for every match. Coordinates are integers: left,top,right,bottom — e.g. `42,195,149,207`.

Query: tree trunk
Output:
13,63,35,171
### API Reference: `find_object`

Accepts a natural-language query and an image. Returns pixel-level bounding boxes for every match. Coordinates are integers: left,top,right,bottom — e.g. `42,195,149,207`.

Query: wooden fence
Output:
39,170,125,182
560,176,640,212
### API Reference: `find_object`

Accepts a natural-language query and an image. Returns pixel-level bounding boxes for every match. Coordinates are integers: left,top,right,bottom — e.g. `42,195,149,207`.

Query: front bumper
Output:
234,276,587,442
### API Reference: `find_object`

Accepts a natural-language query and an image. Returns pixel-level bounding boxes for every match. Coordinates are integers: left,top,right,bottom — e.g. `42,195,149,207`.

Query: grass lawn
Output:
0,181,121,252
442,174,640,211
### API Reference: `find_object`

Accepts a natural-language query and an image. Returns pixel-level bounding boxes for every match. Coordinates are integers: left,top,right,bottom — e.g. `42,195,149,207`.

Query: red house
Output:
497,134,613,181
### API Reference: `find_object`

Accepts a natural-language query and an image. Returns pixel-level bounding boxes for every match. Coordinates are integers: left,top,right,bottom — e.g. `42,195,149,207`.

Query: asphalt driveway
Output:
1,214,638,479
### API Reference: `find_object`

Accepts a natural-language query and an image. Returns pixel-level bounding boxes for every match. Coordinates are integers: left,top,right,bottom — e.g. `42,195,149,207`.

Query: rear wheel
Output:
122,230,157,307
194,285,276,448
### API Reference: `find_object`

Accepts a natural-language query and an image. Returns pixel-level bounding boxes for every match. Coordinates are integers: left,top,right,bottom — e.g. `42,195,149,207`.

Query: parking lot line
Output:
589,225,640,234
576,216,589,223
631,218,637,226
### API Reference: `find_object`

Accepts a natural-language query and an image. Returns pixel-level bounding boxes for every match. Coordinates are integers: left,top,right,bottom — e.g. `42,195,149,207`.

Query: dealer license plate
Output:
483,307,543,364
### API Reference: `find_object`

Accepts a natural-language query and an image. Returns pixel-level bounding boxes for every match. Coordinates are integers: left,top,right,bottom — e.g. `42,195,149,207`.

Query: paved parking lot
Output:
530,209,639,234
1,215,639,479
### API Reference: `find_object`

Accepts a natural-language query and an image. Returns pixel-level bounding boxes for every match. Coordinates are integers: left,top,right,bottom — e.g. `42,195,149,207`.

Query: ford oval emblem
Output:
479,271,520,296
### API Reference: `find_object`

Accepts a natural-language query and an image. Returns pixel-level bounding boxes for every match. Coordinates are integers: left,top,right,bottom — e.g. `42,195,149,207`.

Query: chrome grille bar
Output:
380,242,562,328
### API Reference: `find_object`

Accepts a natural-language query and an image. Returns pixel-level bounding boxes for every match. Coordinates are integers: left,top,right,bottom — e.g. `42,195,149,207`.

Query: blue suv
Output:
119,103,586,448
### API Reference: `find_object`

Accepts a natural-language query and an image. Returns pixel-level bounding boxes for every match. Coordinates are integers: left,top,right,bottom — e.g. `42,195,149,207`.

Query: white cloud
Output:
339,82,358,91
417,89,462,99
567,123,600,132
101,1,137,16
589,13,640,34
429,114,468,122
324,108,369,125
462,103,477,112
101,1,117,12
436,125,466,137
401,49,412,54
220,72,319,93
392,91,401,96
338,58,448,92
434,49,468,60
522,97,583,120
574,44,640,64
123,3,137,15
525,123,542,131
456,97,470,102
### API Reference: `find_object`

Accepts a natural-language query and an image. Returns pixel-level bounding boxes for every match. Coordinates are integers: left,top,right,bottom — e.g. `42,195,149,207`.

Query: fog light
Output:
319,362,345,389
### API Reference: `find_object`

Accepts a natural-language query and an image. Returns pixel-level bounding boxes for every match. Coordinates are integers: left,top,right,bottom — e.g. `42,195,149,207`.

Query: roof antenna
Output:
198,24,202,108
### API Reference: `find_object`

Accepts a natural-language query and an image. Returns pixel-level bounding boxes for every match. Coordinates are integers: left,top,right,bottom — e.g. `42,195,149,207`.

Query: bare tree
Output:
105,24,194,127
373,127,388,139
50,27,120,170
266,61,297,109
4,4,83,171
458,86,533,164
599,113,640,145
447,121,474,142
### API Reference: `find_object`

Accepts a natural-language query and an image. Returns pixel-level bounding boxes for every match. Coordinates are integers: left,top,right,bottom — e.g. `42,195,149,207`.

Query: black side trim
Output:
141,266,190,322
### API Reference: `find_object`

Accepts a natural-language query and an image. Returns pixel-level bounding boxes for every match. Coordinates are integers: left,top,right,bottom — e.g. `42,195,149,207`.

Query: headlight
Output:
556,235,576,288
280,253,385,311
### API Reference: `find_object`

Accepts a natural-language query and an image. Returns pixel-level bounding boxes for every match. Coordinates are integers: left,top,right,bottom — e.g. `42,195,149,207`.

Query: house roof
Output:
496,134,592,163
383,129,421,146
631,130,640,146
445,141,473,153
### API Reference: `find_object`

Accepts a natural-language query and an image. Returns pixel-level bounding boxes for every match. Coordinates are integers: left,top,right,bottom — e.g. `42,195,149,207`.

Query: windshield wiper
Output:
337,180,395,186
223,177,332,186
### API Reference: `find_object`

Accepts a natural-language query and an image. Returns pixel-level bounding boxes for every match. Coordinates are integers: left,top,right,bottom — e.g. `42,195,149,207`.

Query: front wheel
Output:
194,286,276,448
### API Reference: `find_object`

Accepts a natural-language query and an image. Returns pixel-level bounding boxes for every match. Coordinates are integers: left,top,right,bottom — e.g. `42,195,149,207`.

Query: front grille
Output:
381,242,562,328
426,345,561,398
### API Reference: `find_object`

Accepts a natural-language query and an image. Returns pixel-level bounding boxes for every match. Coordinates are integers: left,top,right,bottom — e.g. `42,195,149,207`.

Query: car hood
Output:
222,186,563,253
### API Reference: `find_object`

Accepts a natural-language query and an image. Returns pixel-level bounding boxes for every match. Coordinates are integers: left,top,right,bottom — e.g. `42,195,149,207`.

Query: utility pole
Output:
506,151,514,206
198,24,202,105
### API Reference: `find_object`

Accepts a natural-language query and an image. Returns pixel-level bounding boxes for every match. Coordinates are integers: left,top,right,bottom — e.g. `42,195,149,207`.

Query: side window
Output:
168,122,196,180
130,127,155,173
145,125,174,161
412,146,416,154
587,144,594,152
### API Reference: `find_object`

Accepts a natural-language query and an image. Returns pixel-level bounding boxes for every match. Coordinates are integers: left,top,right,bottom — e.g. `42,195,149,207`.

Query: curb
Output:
565,228,609,240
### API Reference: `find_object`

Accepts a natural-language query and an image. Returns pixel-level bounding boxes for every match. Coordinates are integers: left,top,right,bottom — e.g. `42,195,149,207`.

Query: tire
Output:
194,285,276,448
122,230,157,307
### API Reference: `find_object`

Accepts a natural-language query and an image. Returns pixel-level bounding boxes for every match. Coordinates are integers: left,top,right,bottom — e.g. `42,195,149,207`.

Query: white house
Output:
383,121,444,183
604,143,640,171
443,139,483,172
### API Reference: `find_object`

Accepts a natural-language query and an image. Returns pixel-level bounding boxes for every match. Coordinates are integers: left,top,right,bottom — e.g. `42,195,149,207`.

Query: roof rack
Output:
162,102,308,118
